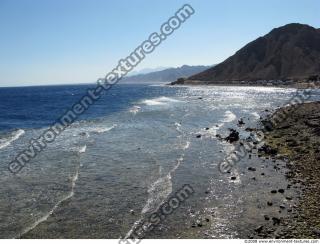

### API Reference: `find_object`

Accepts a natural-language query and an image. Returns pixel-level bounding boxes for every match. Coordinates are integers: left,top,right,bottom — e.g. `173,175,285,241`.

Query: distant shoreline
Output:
169,80,320,89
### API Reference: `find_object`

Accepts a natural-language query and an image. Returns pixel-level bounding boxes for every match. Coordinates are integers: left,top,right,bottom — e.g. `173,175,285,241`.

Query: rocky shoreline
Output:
253,101,320,238
170,79,320,89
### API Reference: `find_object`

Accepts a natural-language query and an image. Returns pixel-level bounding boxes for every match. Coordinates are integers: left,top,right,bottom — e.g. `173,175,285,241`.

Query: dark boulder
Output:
225,129,240,143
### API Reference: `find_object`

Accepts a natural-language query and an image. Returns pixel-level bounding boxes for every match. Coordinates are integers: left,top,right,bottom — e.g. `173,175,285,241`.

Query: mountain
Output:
176,23,320,84
128,67,169,76
122,65,211,83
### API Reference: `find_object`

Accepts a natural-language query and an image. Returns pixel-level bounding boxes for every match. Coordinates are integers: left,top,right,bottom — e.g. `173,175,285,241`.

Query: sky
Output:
0,0,319,87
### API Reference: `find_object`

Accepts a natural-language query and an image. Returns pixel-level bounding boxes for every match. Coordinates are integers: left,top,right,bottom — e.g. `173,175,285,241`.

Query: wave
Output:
90,124,117,134
78,145,87,154
18,161,80,238
141,96,182,106
125,141,189,239
0,129,25,150
141,140,189,214
251,112,260,120
222,111,237,123
129,106,141,114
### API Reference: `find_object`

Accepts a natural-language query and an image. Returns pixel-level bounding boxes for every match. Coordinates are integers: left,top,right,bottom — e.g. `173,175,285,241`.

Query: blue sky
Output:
0,0,319,87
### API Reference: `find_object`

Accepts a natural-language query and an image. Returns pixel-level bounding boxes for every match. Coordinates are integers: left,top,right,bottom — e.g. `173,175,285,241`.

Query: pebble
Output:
130,209,135,215
267,201,273,206
312,229,320,237
248,167,256,171
271,190,277,194
272,217,281,225
255,226,263,233
278,189,285,193
196,220,202,227
231,176,237,180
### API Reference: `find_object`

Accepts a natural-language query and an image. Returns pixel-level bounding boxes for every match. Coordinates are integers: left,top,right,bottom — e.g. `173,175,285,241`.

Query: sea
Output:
0,83,319,238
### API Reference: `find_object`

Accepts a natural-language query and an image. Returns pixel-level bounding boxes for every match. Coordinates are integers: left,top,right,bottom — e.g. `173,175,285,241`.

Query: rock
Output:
287,140,299,147
225,129,240,143
249,154,252,159
286,196,293,200
245,127,255,132
238,118,245,126
248,167,256,171
198,97,203,100
271,190,277,194
278,189,285,193
196,134,202,138
312,229,320,237
205,127,210,130
261,172,265,176
267,201,273,206
255,226,263,233
205,190,210,194
196,220,202,227
130,209,135,215
231,176,237,180
272,217,281,225
264,215,270,220
280,205,286,209
258,145,278,155
205,218,210,222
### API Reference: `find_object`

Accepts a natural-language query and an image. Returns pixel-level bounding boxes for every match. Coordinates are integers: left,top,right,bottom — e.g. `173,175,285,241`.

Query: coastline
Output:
255,101,320,238
169,80,320,89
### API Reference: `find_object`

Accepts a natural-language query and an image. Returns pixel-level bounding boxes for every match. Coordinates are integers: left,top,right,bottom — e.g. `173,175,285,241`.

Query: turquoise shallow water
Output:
0,84,319,238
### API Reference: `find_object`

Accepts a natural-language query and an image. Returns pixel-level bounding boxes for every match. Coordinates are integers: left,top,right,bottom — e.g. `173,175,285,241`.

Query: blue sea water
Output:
0,83,319,238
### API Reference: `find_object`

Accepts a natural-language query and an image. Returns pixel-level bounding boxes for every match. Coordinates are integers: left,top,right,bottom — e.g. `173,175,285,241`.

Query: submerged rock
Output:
248,167,256,171
238,118,245,126
225,129,240,143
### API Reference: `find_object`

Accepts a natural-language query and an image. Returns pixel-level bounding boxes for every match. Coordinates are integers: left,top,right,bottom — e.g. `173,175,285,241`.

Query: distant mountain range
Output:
122,65,211,83
172,23,320,85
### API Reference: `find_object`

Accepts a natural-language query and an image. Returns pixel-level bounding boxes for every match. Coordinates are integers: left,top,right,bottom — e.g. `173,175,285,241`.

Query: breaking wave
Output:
141,96,182,106
0,129,25,150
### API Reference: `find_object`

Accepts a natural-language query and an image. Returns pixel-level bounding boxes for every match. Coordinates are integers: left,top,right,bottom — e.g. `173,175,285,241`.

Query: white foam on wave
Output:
125,140,190,239
222,111,237,123
129,106,141,114
0,129,25,150
18,161,80,238
183,141,190,150
141,96,182,106
251,112,260,120
90,124,117,134
78,145,87,153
